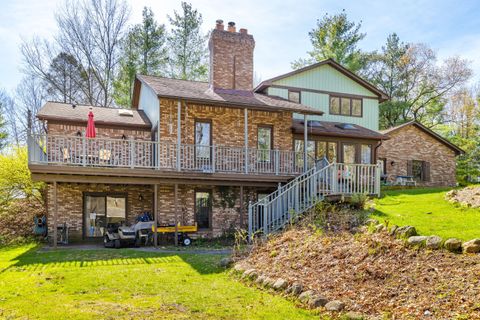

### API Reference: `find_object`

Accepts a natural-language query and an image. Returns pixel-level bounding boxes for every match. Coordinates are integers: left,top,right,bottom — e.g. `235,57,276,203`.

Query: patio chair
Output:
61,147,71,162
99,149,112,165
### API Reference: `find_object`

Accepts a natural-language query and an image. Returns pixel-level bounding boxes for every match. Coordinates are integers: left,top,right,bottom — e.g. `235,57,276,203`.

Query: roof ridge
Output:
137,74,209,84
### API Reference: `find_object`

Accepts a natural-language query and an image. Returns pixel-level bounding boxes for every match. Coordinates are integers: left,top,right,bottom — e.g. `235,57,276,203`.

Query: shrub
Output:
300,200,369,233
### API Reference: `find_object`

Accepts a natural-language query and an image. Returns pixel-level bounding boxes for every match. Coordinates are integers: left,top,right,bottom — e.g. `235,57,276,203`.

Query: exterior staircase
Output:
247,159,381,239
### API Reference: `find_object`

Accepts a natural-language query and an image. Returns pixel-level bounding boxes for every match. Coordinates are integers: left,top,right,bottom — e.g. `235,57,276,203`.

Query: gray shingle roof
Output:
292,119,388,140
136,75,324,115
37,102,152,129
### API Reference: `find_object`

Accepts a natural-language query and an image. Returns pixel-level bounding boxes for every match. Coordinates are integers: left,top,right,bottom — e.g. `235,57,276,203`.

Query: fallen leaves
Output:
241,229,480,319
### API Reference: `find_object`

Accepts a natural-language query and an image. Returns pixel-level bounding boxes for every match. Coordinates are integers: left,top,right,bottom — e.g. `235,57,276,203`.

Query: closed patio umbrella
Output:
86,110,96,138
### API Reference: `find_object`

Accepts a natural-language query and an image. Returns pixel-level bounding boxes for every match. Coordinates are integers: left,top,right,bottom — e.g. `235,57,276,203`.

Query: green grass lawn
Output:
0,245,318,320
372,187,480,240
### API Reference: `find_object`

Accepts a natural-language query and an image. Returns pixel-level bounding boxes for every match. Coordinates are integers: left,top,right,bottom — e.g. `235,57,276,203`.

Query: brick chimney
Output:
209,20,255,91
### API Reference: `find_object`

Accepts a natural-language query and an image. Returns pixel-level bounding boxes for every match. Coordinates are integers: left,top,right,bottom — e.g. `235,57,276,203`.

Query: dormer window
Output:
288,90,301,103
329,95,362,117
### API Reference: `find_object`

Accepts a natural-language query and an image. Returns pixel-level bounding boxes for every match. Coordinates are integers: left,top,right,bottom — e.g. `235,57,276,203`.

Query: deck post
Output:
244,108,248,174
53,181,58,248
174,183,179,246
130,138,135,168
82,135,86,167
303,114,308,173
247,201,252,241
239,186,244,228
176,100,181,171
375,160,382,197
154,184,158,248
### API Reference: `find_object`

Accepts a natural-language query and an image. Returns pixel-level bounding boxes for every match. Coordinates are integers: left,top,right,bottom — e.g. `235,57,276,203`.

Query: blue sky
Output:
1,0,480,93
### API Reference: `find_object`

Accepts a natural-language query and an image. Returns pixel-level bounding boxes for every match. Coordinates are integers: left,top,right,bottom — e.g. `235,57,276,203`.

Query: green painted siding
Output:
268,64,380,131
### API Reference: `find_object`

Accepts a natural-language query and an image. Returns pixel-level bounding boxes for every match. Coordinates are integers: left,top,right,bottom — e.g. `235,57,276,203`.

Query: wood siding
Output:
267,64,380,131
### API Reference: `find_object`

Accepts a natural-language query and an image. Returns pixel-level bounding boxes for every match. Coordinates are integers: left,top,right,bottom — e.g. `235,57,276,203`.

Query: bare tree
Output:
21,0,129,107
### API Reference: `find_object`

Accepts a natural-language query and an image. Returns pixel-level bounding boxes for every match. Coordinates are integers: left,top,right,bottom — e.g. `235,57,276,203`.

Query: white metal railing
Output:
27,134,311,175
248,160,381,238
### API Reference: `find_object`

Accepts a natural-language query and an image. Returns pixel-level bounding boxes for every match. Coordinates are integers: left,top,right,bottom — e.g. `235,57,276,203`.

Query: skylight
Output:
335,123,357,130
118,109,134,117
300,120,324,127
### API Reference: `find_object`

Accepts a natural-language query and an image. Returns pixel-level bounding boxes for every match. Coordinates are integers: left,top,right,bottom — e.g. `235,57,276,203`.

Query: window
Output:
341,98,351,116
352,99,362,116
361,144,372,164
294,140,315,168
195,191,212,229
257,126,273,162
330,97,340,114
195,120,211,160
408,160,431,182
329,96,362,117
288,90,301,103
315,141,337,162
343,144,356,164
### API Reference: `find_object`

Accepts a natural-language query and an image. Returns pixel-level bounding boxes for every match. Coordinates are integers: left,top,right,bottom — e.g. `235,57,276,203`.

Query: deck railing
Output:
248,160,381,238
27,134,310,175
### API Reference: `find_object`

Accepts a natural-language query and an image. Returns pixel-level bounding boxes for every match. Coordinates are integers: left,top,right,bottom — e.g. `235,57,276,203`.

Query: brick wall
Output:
46,182,268,242
48,122,151,140
377,125,457,186
209,28,255,90
46,183,153,241
158,98,293,151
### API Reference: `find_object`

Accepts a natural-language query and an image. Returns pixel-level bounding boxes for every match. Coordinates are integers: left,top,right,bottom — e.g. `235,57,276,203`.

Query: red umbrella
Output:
86,110,96,138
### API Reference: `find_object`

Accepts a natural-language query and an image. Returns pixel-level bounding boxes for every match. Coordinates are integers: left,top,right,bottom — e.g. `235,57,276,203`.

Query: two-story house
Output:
28,20,385,245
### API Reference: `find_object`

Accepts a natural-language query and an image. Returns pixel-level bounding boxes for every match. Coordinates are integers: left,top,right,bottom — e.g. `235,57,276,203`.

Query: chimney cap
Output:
216,19,223,25
240,28,248,34
228,21,235,27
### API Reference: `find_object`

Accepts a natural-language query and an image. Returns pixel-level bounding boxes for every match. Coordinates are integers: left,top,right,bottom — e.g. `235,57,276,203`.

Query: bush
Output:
301,199,369,233
0,198,46,245
0,146,46,245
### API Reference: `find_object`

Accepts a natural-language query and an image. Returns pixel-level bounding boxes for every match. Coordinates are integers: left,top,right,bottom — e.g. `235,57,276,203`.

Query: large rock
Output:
286,282,303,296
272,278,288,290
374,224,386,233
298,290,315,303
308,295,328,308
262,277,275,288
219,257,233,268
345,312,365,320
462,239,480,253
365,218,379,226
233,264,246,273
395,226,418,238
389,225,399,236
242,268,258,280
325,300,345,311
444,238,462,252
426,236,443,250
407,236,428,247
255,275,266,285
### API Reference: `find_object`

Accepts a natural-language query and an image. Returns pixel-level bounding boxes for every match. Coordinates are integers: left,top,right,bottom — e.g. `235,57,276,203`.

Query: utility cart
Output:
151,223,198,246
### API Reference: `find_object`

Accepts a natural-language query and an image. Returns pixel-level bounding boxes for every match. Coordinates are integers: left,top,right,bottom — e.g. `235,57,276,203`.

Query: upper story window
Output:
257,125,273,162
329,95,362,117
288,90,301,103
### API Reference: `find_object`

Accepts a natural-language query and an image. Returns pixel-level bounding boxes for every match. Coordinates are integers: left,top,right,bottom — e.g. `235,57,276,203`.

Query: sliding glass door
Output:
84,193,127,238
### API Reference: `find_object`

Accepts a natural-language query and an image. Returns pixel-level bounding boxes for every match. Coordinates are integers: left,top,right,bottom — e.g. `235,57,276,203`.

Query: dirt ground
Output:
241,228,480,319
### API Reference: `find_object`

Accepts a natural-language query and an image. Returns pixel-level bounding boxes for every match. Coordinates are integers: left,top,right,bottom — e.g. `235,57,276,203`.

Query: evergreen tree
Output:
292,10,367,72
167,2,208,80
113,31,139,107
113,6,168,107
137,7,168,75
